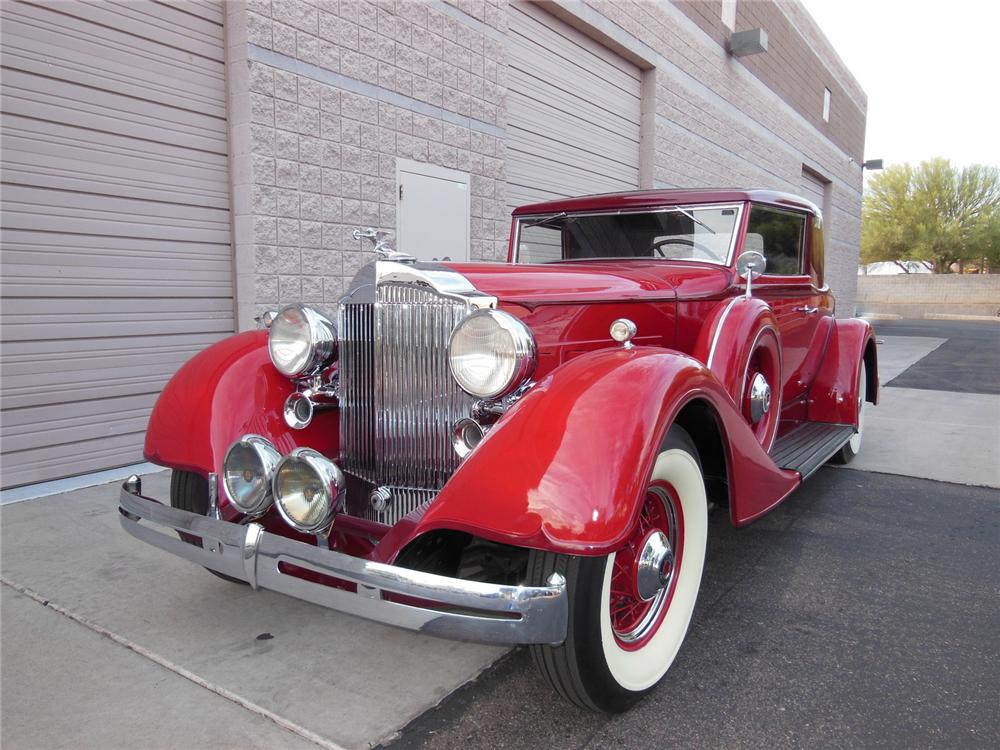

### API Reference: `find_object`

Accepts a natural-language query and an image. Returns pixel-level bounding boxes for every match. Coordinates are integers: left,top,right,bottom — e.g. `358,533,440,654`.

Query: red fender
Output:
143,331,339,513
807,318,879,425
390,348,800,559
692,296,782,450
692,296,780,402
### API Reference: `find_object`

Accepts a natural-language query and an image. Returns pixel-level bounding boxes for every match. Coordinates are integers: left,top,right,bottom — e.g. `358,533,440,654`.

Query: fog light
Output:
272,448,345,533
452,417,485,458
222,435,281,515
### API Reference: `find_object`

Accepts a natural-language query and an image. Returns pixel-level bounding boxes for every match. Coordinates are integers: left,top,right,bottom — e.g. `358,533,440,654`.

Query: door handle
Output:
793,305,819,314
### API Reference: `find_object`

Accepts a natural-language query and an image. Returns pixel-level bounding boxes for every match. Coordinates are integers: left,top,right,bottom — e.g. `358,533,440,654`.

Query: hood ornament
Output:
353,227,415,263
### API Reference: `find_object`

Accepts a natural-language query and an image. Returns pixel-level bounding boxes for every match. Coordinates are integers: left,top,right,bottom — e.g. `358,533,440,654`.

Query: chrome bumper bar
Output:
118,477,567,645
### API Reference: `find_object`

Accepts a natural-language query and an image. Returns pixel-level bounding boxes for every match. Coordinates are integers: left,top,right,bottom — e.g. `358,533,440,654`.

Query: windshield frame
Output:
511,202,746,267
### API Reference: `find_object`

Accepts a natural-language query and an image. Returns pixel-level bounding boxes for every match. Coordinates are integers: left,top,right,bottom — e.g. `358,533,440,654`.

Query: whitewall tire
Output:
831,359,867,465
528,425,708,712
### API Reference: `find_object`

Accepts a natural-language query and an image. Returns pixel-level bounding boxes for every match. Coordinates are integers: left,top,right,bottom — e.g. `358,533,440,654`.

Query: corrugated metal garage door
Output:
0,1,233,489
801,168,829,214
507,2,641,213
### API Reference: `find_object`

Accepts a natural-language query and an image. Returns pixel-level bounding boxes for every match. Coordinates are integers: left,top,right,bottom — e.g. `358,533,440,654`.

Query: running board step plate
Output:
770,422,855,479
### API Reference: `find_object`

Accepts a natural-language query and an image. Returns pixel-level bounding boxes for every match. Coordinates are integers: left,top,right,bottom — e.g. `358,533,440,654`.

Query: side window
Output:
746,205,806,276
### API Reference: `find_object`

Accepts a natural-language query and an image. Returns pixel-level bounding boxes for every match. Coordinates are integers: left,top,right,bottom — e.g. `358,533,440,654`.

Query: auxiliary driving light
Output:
272,448,345,533
222,435,281,516
452,417,485,458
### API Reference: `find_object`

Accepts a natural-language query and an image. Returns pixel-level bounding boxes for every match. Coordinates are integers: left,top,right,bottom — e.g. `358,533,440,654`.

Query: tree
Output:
861,158,1000,272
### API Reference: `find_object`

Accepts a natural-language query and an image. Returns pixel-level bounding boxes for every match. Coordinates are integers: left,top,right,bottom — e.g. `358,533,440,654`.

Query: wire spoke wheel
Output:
528,425,708,713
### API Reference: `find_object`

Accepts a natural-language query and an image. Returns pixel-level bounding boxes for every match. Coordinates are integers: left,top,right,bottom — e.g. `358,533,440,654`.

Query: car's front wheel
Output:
528,425,708,712
170,469,247,585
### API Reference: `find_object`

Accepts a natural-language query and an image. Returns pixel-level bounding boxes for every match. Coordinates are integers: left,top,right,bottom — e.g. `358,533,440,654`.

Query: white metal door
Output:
506,2,642,213
0,0,233,488
396,160,470,262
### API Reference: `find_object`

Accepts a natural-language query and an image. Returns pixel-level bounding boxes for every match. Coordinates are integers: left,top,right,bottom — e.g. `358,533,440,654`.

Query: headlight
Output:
272,448,345,533
268,305,337,378
222,435,281,515
448,309,536,398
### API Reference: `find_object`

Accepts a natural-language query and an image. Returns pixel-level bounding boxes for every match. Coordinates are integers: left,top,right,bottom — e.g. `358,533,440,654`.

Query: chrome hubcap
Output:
635,530,675,601
748,372,771,424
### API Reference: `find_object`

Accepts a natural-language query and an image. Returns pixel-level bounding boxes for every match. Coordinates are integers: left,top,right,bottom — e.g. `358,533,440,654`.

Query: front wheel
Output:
528,425,708,712
170,470,247,585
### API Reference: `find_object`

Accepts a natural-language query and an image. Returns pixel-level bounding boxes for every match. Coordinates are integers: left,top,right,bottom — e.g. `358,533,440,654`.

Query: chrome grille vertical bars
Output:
339,283,473,514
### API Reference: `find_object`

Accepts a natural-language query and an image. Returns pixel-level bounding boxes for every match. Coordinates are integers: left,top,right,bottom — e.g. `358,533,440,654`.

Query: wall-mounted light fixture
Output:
728,28,768,57
862,159,884,170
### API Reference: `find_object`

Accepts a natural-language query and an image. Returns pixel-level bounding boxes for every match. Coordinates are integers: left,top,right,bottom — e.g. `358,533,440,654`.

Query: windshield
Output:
514,204,741,265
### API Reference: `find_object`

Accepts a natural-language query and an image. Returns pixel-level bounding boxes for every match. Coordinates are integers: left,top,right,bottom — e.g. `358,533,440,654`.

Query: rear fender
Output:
807,318,878,425
143,331,339,504
387,347,799,559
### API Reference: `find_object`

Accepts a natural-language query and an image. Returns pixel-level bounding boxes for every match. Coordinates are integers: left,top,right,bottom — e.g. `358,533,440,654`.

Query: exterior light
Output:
728,28,768,57
863,159,884,170
610,319,637,349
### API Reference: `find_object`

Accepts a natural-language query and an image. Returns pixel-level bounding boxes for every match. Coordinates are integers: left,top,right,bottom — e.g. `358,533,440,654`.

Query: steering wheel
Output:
649,237,717,259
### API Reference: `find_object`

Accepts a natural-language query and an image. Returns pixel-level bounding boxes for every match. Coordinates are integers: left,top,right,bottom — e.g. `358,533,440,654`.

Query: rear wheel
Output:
170,470,247,585
528,425,708,712
830,359,867,465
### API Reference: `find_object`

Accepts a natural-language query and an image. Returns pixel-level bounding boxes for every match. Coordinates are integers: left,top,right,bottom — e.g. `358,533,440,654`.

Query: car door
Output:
744,203,829,406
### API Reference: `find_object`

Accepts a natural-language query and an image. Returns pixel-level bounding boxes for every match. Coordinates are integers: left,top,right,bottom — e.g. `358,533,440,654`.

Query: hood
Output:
442,260,733,306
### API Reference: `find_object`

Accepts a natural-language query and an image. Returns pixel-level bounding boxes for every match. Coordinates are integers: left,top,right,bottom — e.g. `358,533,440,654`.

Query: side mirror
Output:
736,250,766,297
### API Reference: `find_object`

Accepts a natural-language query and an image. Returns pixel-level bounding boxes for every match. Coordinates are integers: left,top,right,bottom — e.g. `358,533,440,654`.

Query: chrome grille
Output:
339,283,473,525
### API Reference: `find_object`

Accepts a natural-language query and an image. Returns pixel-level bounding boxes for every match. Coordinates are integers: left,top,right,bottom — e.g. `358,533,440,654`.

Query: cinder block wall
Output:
857,275,1000,319
226,0,866,329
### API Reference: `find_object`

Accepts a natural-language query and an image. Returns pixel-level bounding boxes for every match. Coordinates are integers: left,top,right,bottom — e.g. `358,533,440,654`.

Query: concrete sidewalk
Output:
841,334,1000,488
1,471,504,750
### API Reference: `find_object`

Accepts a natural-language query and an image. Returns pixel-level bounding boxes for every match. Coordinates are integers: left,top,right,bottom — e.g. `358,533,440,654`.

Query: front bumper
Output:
118,477,567,645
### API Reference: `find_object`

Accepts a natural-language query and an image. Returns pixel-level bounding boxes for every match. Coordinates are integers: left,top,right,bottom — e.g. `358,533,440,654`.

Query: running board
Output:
770,422,855,479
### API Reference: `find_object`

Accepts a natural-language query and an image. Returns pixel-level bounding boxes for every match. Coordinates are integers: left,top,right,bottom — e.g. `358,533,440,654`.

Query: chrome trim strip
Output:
119,483,568,646
706,296,742,370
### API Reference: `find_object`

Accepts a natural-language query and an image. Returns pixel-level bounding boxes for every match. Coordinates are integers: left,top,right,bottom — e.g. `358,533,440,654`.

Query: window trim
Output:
512,202,746,267
746,203,808,278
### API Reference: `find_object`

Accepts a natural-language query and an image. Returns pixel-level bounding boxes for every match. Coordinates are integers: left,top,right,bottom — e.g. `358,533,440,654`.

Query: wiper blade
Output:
672,206,715,234
519,211,567,229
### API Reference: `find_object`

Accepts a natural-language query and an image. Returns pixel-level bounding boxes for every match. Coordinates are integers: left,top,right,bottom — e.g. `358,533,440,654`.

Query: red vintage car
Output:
120,188,877,712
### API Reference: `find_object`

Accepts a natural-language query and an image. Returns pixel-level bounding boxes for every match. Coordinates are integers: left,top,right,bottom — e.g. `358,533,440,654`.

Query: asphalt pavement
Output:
876,319,1000,395
382,470,1000,750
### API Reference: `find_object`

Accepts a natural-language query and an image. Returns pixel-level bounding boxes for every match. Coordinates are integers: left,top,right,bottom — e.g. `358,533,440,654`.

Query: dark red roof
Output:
511,188,820,216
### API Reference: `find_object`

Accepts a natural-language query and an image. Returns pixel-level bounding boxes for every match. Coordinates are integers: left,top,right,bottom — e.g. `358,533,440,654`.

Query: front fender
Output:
143,331,338,485
393,347,799,558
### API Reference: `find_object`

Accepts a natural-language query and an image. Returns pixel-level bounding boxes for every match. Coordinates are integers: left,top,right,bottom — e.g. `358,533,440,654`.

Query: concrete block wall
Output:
226,0,866,328
228,0,510,328
857,275,1000,319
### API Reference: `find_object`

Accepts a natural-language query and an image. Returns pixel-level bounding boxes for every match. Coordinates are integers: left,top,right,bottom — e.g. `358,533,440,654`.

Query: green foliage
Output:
861,158,1000,272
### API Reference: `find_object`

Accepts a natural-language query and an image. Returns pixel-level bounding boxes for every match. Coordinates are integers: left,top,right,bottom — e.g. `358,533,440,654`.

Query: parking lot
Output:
2,319,998,749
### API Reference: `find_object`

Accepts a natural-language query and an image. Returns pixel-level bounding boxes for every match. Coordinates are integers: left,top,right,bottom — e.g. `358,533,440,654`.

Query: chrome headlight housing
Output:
268,305,337,378
272,448,345,533
448,309,536,399
222,435,281,516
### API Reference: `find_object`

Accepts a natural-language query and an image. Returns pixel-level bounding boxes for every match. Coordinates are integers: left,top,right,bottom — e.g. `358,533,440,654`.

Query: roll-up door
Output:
0,0,233,488
801,168,829,215
507,2,641,216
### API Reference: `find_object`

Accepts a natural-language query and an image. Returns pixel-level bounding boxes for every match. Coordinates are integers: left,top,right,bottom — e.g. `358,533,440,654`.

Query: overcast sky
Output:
799,0,1000,170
